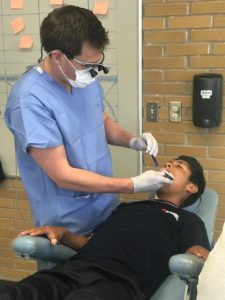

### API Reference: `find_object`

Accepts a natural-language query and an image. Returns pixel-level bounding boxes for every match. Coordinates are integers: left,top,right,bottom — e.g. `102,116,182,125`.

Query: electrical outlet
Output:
169,102,182,122
146,102,158,122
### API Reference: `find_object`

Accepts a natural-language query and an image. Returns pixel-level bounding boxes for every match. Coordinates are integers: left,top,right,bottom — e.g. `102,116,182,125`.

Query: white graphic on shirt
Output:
162,209,179,221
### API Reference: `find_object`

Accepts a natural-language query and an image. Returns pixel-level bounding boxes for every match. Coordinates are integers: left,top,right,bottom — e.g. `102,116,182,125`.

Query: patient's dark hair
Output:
175,155,206,207
40,5,109,58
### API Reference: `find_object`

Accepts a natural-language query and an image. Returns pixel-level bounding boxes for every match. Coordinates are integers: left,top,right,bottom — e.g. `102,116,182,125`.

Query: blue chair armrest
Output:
12,236,77,264
169,254,205,280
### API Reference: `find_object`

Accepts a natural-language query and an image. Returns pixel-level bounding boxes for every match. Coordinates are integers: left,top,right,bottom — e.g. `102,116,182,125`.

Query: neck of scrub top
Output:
39,56,73,93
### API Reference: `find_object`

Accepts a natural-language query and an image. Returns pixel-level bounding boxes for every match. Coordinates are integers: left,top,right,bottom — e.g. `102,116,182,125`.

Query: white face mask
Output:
59,55,96,88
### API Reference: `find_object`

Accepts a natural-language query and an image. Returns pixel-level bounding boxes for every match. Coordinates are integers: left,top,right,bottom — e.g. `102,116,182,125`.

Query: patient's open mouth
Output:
163,172,174,181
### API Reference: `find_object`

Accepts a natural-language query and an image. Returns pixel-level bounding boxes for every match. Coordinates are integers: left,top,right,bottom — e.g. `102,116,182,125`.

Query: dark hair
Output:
40,5,109,58
175,155,206,207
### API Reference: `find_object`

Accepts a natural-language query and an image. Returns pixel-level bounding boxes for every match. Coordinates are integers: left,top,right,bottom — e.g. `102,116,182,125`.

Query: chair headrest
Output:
182,197,202,214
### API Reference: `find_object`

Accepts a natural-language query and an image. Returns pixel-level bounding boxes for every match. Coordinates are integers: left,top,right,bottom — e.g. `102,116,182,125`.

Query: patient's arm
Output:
185,245,209,260
18,226,91,251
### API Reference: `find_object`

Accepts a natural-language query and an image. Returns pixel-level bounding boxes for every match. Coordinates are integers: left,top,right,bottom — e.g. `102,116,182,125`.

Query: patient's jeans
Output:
0,260,139,300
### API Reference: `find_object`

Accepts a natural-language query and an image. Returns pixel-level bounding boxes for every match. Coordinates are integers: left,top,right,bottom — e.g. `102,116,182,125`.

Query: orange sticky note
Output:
11,16,25,34
11,0,24,9
19,36,33,49
93,1,109,15
49,0,64,5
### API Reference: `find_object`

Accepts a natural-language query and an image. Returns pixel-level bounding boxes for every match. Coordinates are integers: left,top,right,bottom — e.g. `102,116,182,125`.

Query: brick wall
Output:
1,0,225,282
142,0,225,241
0,179,36,281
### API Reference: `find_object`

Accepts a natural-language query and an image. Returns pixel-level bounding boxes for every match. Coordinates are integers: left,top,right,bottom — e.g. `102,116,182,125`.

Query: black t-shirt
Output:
74,200,210,299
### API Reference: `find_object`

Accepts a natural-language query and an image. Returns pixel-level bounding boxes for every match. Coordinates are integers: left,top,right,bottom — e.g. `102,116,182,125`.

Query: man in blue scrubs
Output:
4,5,172,236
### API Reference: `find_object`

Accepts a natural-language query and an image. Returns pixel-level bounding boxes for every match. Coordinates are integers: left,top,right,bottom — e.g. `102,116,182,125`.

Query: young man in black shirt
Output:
0,156,210,300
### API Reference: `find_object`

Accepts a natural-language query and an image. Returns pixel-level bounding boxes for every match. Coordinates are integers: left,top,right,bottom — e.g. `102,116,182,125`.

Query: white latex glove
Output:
131,170,174,193
129,133,158,157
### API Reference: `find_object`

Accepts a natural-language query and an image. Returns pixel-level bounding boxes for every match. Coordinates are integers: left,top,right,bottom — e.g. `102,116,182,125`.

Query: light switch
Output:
147,102,158,122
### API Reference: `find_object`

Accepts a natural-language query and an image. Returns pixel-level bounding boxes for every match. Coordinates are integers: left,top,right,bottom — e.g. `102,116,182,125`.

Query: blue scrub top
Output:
4,67,119,235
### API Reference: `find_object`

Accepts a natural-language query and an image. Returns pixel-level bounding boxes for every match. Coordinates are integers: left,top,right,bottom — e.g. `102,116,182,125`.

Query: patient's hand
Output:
18,226,69,246
18,226,92,250
185,245,209,260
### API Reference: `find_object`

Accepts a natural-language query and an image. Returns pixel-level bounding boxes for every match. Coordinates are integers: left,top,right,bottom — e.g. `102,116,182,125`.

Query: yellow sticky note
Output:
11,16,25,34
11,0,24,9
93,1,109,15
49,0,64,5
19,36,33,49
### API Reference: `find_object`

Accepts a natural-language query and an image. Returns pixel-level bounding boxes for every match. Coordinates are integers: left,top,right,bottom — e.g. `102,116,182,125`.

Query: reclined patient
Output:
0,156,210,300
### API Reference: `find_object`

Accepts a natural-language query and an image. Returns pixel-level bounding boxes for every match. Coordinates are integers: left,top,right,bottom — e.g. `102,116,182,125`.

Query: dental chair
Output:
12,187,218,300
